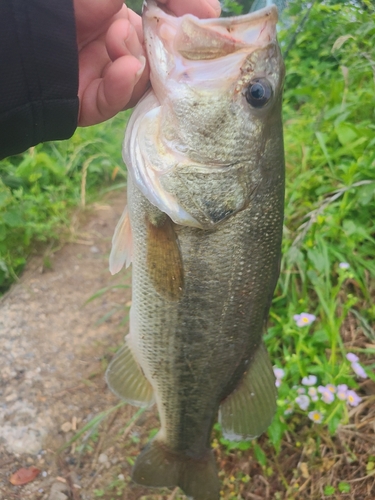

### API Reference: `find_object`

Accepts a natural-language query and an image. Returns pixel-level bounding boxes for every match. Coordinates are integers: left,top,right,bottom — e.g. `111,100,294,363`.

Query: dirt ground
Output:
0,195,374,500
0,195,140,500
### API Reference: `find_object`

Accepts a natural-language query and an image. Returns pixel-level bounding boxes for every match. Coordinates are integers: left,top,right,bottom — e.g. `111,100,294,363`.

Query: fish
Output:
107,1,285,499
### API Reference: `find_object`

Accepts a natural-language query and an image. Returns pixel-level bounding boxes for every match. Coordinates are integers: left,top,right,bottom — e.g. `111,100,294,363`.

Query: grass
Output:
2,0,375,498
0,112,130,294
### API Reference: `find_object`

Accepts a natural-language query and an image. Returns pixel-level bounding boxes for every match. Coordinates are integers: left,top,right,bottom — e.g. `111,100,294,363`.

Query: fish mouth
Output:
144,0,278,61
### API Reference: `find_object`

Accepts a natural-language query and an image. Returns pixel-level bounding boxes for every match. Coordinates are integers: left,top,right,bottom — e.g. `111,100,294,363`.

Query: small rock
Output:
48,480,69,500
98,453,108,464
90,246,100,254
5,393,18,402
48,491,68,500
60,422,72,433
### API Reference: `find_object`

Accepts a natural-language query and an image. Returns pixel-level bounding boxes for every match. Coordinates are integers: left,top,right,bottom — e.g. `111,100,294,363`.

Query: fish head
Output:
143,0,285,166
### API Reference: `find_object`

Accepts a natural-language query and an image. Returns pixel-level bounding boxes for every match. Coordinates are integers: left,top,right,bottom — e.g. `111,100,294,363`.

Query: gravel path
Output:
0,196,132,499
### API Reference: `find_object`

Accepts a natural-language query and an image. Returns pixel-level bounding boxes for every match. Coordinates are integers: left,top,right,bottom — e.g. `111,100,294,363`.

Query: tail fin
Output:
132,439,220,500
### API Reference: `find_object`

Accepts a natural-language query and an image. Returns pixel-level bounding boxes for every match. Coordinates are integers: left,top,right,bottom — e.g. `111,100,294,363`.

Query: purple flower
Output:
273,367,285,379
337,384,348,401
284,403,294,416
308,387,319,402
339,262,350,269
293,313,316,327
297,387,306,395
351,362,368,379
273,367,285,387
346,352,359,363
346,390,362,407
318,386,335,404
326,384,336,394
302,375,317,386
295,395,310,411
308,410,323,423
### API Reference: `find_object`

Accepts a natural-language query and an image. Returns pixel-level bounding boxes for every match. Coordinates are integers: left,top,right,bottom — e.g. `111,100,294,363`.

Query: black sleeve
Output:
0,0,79,160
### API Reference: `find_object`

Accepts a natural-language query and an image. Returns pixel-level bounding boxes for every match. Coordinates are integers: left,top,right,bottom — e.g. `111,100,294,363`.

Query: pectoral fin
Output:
219,342,277,440
109,205,133,275
105,336,154,407
146,214,184,301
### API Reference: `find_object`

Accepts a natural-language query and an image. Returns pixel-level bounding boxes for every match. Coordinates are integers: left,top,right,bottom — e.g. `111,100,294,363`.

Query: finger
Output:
74,0,126,48
78,55,148,126
106,18,144,61
78,39,109,99
159,0,221,18
127,8,144,44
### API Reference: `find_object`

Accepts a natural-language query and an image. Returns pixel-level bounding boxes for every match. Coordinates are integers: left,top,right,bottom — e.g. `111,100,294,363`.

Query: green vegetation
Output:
265,0,375,441
0,113,129,293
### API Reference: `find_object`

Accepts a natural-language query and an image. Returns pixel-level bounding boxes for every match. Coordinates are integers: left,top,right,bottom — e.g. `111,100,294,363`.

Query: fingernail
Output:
205,0,221,16
135,56,146,81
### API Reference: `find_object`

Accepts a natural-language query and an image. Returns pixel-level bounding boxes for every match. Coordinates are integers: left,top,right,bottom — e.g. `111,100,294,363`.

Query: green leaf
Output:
324,485,335,495
338,482,350,493
267,416,285,452
0,223,6,241
0,191,11,208
335,122,358,146
2,210,24,227
253,443,267,467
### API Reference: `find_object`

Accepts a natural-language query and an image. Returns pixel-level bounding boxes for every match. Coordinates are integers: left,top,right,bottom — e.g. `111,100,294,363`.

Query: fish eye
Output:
245,79,272,108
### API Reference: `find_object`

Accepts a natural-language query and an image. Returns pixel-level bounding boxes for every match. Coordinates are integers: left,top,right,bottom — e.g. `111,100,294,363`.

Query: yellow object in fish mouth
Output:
107,1,285,499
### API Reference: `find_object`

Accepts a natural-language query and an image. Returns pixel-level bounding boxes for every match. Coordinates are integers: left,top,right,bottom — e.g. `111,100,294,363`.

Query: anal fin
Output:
105,337,154,407
219,342,277,440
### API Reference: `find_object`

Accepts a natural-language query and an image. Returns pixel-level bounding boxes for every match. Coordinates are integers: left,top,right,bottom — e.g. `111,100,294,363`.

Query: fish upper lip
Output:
144,1,278,50
144,0,278,26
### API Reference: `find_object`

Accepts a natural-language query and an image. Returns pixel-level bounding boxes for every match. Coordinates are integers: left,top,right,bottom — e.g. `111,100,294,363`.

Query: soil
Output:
0,195,144,500
0,194,374,500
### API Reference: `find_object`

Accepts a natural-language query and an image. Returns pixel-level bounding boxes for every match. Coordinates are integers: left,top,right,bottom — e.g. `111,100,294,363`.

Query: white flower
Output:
302,375,317,386
308,410,323,423
346,390,362,407
351,362,367,379
339,262,350,269
346,352,359,363
293,313,316,327
295,395,310,411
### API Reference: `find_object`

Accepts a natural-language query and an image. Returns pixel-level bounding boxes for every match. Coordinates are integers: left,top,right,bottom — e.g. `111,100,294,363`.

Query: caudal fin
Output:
132,439,220,500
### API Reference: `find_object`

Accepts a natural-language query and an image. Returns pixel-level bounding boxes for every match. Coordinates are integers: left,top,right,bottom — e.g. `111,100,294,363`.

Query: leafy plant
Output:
0,112,129,293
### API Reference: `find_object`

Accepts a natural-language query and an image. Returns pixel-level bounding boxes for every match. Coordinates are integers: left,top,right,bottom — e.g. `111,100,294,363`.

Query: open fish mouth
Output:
144,0,278,64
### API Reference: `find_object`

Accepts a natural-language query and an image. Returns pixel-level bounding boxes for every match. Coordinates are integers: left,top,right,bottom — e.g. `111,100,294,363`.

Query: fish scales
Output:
107,2,285,499
129,171,283,450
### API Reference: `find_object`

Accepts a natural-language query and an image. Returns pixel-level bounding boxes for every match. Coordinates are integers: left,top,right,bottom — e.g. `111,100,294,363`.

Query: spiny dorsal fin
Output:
219,342,277,440
109,205,133,275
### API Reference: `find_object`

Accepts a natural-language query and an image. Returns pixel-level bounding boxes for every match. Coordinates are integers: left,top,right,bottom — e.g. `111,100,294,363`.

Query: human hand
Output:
74,0,221,127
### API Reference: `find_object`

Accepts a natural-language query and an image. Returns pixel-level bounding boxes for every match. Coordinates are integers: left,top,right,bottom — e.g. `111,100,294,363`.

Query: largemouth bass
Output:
107,1,285,499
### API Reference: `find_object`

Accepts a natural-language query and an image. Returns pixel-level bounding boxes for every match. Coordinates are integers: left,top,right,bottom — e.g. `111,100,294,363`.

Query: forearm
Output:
0,0,79,159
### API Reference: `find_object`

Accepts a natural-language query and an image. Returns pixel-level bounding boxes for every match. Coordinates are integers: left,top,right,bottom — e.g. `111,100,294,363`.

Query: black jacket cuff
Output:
0,0,79,159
